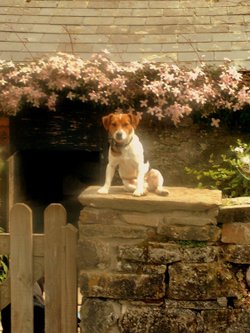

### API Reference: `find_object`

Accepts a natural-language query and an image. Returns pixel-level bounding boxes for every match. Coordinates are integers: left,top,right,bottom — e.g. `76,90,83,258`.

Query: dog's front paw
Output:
133,189,145,197
97,186,109,194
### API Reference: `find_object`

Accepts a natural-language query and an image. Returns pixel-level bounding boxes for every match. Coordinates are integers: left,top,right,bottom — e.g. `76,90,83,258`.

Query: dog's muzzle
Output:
115,131,125,141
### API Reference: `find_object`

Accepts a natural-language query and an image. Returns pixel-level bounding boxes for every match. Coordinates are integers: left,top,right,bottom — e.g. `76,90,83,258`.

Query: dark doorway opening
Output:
11,149,101,232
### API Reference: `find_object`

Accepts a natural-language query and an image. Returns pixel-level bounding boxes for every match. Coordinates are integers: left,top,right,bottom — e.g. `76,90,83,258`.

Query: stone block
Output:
221,223,250,244
157,224,221,241
182,246,222,263
80,271,165,300
78,238,112,270
225,245,250,263
218,205,250,223
118,244,148,262
246,267,250,288
121,212,163,227
201,309,232,333
79,207,120,225
80,298,121,333
148,242,182,264
79,224,152,239
168,263,239,300
165,299,227,310
119,304,199,333
202,309,250,333
117,260,166,275
163,210,217,226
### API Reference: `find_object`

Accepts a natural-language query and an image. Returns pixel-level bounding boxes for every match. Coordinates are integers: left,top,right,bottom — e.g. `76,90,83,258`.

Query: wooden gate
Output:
0,203,78,333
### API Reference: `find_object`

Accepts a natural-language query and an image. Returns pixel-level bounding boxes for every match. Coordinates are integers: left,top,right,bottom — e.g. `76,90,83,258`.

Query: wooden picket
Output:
0,203,78,333
10,204,33,333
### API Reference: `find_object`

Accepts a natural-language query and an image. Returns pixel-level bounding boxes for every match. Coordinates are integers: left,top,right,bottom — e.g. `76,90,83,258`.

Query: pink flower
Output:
47,93,57,111
211,118,220,128
89,91,100,103
140,99,148,108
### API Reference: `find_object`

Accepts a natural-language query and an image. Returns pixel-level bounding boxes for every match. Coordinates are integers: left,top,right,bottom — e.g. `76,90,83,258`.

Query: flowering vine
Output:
186,139,250,197
0,52,249,126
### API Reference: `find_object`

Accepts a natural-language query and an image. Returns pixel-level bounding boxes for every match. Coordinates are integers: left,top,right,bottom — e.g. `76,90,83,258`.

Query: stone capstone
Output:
78,186,222,212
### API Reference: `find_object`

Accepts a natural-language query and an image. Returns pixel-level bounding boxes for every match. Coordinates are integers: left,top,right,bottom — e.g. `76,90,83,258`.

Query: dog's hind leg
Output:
122,179,137,192
146,169,169,196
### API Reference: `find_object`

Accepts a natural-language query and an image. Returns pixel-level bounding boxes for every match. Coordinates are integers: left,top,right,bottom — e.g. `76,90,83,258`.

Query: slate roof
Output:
0,0,249,67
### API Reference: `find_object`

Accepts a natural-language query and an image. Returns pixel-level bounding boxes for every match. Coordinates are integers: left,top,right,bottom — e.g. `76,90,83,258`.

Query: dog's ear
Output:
102,114,113,131
128,113,140,129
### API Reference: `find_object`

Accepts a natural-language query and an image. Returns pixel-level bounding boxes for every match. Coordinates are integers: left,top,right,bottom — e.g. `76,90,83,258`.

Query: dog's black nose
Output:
115,132,123,140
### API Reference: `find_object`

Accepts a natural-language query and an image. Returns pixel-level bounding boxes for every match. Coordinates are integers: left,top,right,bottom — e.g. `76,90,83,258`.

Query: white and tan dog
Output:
98,113,169,197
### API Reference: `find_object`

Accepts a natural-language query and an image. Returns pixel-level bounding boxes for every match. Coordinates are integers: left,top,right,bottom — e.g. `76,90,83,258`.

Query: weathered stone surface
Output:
80,271,165,299
118,244,148,262
202,309,250,333
79,186,222,212
121,212,163,227
221,223,250,244
216,297,228,308
148,242,182,264
157,224,221,241
246,266,250,288
201,309,232,333
117,260,166,275
218,204,250,223
79,207,121,225
182,246,222,263
78,186,250,333
80,298,121,333
168,263,239,300
222,197,250,206
165,299,227,310
225,245,250,263
78,238,112,270
80,299,250,333
79,224,153,239
163,210,216,226
119,304,200,333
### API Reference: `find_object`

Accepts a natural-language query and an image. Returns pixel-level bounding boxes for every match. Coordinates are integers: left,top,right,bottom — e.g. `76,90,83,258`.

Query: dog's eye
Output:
111,122,117,127
123,123,130,127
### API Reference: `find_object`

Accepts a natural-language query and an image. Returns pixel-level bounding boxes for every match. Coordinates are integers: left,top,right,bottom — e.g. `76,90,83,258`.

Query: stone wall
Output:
0,1,249,68
78,186,250,333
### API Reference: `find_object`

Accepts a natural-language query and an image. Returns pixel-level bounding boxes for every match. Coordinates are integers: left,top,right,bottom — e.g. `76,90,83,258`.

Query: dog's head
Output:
101,113,140,143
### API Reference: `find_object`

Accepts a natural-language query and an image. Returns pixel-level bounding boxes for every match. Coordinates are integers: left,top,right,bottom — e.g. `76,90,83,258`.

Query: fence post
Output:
44,204,67,333
10,203,33,333
61,224,78,333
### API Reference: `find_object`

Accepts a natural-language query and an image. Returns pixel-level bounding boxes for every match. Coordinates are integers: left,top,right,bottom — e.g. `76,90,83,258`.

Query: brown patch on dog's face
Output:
101,113,140,141
102,113,140,134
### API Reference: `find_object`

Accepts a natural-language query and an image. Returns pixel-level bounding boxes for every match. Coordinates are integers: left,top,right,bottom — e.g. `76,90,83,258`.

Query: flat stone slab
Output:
78,186,222,212
222,197,250,206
